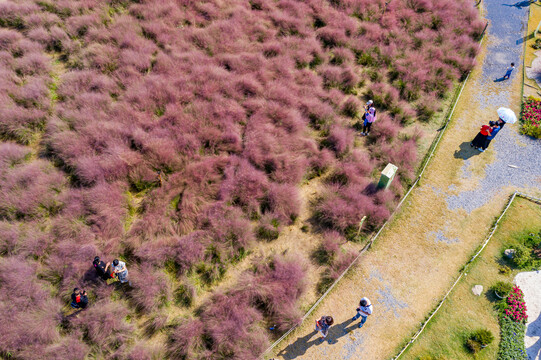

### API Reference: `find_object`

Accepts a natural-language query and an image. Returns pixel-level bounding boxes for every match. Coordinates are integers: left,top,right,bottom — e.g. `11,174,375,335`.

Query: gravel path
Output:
272,2,540,359
515,271,541,360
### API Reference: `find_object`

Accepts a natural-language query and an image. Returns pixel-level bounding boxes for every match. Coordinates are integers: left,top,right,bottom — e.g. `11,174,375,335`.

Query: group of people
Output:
69,256,130,312
469,62,516,152
470,118,504,152
314,296,373,342
92,256,130,285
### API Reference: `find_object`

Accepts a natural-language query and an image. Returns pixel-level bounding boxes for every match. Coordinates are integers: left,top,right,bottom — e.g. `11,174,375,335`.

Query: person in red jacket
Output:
470,124,492,152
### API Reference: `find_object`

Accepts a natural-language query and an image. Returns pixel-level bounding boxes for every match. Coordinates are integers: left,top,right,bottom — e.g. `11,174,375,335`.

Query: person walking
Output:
70,288,89,309
352,297,373,328
483,122,501,150
315,315,334,342
362,100,377,136
93,256,114,281
470,124,492,152
503,62,515,80
108,259,130,285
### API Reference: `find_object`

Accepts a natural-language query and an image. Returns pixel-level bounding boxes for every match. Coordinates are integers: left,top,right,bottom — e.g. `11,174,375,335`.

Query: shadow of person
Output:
324,318,363,345
526,311,541,359
503,0,535,8
494,77,506,82
276,319,363,359
453,141,480,160
276,330,323,359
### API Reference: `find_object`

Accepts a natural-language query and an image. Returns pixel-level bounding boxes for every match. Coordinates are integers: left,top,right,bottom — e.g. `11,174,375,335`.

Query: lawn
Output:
400,196,541,360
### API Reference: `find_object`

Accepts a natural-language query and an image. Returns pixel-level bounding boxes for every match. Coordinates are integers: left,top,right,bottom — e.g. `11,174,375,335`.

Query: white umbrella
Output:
497,107,517,124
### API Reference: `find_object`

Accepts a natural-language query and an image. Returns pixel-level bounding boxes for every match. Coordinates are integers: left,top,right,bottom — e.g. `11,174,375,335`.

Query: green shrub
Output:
532,38,541,50
466,329,494,354
491,281,513,298
473,329,494,346
512,243,533,268
499,265,512,275
174,281,195,307
498,316,528,360
466,338,482,354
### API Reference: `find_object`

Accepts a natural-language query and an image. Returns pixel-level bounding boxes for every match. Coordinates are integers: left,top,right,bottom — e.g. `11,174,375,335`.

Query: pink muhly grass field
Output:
0,0,482,357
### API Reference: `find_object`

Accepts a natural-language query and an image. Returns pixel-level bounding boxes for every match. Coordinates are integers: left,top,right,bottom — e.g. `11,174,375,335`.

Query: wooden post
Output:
535,19,541,37
157,171,163,187
356,216,367,239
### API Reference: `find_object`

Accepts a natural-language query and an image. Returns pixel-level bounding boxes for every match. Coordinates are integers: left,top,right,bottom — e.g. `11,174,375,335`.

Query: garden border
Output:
392,191,541,359
261,22,489,360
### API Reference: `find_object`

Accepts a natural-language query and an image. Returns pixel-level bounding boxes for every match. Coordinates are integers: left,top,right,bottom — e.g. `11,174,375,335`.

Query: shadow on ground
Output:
504,0,535,9
453,141,481,160
276,319,363,359
527,311,541,360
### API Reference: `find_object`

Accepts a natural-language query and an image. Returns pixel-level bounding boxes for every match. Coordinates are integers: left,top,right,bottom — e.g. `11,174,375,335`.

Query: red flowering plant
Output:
504,286,528,323
520,96,541,138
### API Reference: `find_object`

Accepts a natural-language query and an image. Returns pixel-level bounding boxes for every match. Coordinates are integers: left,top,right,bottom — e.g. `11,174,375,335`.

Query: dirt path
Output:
270,2,541,359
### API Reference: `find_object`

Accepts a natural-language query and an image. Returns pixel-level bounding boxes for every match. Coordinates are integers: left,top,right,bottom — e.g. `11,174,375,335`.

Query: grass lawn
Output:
401,197,541,360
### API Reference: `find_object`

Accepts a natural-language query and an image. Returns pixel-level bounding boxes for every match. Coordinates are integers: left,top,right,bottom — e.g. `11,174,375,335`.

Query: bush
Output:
466,329,494,354
491,281,513,298
473,329,495,346
511,243,534,269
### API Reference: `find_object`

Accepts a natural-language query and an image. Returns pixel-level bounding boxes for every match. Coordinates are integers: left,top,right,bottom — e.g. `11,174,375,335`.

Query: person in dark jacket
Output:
483,122,501,150
93,256,114,281
70,288,89,309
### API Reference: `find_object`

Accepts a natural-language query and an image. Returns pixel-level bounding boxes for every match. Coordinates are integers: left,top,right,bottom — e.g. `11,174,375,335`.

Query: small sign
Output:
378,163,398,190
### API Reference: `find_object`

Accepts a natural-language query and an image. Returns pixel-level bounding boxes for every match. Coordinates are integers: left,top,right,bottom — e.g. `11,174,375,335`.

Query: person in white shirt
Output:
352,297,373,328
107,259,130,285
503,62,515,80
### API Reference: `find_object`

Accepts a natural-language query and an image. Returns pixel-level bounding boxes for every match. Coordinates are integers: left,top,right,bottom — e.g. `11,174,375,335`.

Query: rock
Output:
472,285,483,296
504,249,516,259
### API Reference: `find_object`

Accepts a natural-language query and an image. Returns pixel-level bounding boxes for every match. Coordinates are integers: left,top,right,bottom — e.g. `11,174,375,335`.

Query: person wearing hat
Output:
93,256,115,281
352,297,373,328
362,100,377,136
107,258,130,285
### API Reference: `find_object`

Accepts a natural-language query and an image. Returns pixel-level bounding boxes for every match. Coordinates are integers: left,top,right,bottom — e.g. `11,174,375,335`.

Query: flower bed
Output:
498,285,528,360
505,286,528,323
520,96,541,138
498,317,528,360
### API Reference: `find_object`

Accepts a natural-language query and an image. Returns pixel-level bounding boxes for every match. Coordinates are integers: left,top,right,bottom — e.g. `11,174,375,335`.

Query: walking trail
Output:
271,1,541,359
